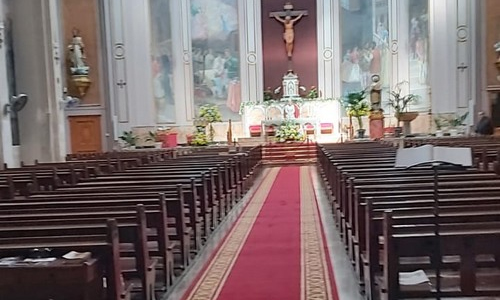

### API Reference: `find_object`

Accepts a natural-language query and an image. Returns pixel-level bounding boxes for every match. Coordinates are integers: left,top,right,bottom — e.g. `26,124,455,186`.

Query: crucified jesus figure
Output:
273,13,304,59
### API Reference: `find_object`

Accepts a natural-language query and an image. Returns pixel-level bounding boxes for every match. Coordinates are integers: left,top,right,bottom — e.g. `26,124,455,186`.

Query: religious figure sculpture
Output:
273,14,304,59
68,29,89,75
369,75,384,139
67,28,91,97
284,100,296,120
270,2,308,60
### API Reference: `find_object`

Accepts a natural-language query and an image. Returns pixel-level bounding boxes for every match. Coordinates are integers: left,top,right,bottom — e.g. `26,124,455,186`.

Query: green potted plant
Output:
446,112,468,136
119,131,137,149
198,104,222,142
342,90,370,139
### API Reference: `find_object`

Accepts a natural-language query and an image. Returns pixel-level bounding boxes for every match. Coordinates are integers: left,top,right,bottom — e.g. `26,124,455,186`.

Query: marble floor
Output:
162,166,363,300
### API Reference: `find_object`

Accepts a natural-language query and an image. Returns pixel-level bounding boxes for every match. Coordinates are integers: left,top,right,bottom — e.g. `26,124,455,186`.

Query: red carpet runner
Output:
183,166,339,300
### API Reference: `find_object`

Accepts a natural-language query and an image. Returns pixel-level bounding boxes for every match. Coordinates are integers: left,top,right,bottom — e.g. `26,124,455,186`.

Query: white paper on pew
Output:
23,257,57,263
63,251,91,260
395,145,472,168
399,270,430,285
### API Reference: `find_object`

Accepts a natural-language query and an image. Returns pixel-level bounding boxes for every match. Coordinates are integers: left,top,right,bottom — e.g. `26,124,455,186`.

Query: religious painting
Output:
190,0,241,121
340,0,389,98
149,0,176,123
408,0,430,111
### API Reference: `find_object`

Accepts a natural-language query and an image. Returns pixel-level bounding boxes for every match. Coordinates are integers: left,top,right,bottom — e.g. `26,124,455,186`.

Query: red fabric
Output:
249,125,261,132
217,167,301,300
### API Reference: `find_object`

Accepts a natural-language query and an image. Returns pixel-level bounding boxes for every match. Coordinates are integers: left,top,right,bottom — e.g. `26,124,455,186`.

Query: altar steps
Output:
236,137,267,147
262,143,317,166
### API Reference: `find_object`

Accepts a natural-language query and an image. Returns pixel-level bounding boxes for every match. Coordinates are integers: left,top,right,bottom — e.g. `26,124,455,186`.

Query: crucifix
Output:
269,2,308,61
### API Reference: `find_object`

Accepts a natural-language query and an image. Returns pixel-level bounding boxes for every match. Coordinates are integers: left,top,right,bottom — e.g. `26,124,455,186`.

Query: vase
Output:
356,129,366,139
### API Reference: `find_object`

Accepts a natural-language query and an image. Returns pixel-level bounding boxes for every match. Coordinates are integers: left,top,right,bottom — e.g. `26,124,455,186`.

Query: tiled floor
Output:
162,166,363,300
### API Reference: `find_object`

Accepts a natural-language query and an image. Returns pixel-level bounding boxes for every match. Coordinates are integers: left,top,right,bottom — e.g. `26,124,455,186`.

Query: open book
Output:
395,145,472,168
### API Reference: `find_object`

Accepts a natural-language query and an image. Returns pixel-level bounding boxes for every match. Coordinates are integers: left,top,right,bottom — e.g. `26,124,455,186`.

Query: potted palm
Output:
387,81,419,136
342,90,370,139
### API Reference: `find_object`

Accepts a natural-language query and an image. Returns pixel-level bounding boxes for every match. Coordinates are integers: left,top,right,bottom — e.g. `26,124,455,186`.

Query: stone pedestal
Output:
369,119,384,139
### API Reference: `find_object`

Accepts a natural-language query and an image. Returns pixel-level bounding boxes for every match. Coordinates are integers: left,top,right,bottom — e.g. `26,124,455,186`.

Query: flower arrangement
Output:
275,121,304,143
191,131,209,146
198,104,222,142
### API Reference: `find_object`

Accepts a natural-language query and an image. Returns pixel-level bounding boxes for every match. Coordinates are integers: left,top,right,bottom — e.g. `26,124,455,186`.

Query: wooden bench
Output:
0,219,131,300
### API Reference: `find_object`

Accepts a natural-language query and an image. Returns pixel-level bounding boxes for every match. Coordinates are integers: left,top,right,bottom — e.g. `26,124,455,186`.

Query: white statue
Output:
68,29,89,75
284,100,296,119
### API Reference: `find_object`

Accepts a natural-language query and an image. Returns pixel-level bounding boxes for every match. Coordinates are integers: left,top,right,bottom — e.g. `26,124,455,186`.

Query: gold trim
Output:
300,166,334,300
186,167,280,300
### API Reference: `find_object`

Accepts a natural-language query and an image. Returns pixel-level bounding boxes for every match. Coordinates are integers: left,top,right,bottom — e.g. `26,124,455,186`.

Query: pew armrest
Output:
167,241,175,251
147,258,158,272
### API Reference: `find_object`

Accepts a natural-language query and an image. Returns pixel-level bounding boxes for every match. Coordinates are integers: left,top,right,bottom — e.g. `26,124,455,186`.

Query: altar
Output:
241,70,340,139
241,99,338,138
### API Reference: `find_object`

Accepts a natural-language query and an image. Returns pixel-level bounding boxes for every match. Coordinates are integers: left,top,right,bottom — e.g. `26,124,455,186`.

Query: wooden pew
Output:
0,194,178,288
0,206,156,300
381,211,500,300
0,219,131,300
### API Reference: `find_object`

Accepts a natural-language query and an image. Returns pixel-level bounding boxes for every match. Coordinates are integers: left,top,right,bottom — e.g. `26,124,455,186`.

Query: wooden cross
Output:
269,2,308,19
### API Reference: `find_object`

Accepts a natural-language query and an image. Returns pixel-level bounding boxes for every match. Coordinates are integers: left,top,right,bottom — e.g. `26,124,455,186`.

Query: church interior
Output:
1,0,500,299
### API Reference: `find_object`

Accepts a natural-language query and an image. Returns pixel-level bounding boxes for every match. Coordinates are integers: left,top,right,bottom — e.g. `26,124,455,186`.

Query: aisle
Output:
182,166,339,300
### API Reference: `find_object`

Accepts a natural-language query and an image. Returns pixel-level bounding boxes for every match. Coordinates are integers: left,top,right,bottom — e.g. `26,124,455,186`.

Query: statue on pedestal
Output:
68,29,89,75
67,28,91,97
369,74,384,139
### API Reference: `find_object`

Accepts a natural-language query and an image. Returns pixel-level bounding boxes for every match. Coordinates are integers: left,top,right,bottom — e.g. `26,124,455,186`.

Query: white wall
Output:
0,0,66,165
429,0,476,115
